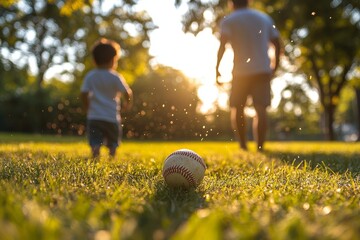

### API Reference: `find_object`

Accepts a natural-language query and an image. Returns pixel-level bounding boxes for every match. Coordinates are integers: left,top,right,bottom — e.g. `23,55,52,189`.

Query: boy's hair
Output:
231,0,248,8
91,38,121,66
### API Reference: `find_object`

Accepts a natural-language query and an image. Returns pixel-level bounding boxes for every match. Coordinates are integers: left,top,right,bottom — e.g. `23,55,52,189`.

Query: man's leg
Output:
253,104,267,151
231,106,247,150
251,73,271,151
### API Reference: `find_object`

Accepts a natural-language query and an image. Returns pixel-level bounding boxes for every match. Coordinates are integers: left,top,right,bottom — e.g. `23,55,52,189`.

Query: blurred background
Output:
0,0,359,141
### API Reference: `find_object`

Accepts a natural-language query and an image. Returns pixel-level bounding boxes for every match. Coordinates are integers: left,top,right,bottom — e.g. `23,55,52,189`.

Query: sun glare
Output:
197,85,219,113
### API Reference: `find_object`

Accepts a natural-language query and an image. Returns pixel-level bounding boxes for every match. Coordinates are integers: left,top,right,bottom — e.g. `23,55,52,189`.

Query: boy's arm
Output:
80,92,89,114
121,88,133,111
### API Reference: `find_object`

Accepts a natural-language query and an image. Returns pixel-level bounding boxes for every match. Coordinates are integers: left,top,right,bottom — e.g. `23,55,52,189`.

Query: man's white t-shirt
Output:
81,69,129,123
220,8,279,76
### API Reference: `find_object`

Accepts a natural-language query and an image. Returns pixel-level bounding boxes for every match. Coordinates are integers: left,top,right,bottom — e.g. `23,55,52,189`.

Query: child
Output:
81,38,133,158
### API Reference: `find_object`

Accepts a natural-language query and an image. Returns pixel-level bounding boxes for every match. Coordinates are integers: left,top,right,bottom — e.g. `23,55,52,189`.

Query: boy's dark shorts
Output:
230,72,272,108
87,120,121,149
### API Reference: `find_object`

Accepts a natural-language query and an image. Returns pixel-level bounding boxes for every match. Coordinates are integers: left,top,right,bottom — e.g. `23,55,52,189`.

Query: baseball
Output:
162,149,206,188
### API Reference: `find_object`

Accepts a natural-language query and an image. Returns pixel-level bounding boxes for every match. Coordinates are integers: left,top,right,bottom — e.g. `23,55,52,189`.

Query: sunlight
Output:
197,84,219,113
244,107,256,118
197,85,218,104
149,28,220,82
218,91,230,110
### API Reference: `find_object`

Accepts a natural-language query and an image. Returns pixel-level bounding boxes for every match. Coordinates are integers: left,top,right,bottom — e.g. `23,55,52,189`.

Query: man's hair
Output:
91,38,121,66
232,0,248,8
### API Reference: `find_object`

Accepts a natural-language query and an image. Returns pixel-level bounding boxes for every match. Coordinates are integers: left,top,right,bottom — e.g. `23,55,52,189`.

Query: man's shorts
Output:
87,120,121,148
230,72,272,108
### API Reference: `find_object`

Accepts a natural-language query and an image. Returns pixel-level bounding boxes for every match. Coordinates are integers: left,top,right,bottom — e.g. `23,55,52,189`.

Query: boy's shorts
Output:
87,120,121,149
230,72,272,108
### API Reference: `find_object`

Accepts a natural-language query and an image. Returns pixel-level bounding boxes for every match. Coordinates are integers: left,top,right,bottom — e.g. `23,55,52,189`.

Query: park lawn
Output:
0,134,359,240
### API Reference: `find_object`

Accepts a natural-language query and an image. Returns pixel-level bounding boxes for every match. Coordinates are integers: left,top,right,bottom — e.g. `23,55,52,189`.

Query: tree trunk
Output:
324,103,336,141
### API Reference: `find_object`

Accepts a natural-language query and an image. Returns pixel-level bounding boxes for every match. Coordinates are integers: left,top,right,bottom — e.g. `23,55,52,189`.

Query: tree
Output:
268,0,360,140
178,0,360,140
269,82,321,140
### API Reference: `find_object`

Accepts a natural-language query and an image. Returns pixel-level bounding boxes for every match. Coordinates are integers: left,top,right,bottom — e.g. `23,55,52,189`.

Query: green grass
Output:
0,133,359,240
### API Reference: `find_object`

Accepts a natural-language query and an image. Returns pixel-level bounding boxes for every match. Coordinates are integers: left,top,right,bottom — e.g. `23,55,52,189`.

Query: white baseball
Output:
162,149,206,188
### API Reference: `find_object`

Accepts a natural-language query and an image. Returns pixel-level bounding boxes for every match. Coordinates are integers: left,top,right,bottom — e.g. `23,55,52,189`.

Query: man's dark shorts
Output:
230,72,272,108
87,120,121,148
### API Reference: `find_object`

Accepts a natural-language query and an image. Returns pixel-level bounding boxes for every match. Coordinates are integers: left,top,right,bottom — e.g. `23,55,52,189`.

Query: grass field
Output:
0,133,359,240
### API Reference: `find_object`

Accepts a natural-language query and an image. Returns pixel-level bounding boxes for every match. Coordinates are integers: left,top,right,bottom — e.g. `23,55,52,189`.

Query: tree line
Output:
0,0,359,141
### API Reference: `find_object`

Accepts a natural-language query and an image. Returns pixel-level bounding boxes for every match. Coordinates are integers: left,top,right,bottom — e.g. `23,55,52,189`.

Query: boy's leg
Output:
104,121,120,158
87,120,104,158
109,146,117,157
91,145,101,158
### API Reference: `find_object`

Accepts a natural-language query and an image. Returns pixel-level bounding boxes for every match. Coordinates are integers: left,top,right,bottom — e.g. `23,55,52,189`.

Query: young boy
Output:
81,38,133,158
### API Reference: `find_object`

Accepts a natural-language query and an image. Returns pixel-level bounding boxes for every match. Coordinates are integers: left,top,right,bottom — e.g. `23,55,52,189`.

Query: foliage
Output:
269,82,321,139
0,135,359,239
0,0,155,87
0,0,17,8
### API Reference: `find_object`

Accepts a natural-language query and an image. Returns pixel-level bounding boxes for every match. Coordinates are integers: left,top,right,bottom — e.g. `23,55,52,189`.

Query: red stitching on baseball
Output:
163,165,196,186
166,150,206,169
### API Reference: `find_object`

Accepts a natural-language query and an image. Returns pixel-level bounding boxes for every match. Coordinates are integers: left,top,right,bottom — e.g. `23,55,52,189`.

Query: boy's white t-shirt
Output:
220,8,279,76
81,69,129,123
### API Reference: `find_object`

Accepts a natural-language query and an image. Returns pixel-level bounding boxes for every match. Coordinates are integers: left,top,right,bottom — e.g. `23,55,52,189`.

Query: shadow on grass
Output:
129,181,207,239
265,150,360,176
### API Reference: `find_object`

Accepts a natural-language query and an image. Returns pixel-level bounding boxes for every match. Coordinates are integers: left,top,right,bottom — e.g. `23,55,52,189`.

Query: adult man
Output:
216,0,281,151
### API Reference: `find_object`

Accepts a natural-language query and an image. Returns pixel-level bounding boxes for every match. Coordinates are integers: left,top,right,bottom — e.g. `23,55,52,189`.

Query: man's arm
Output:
271,37,281,74
215,34,227,85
